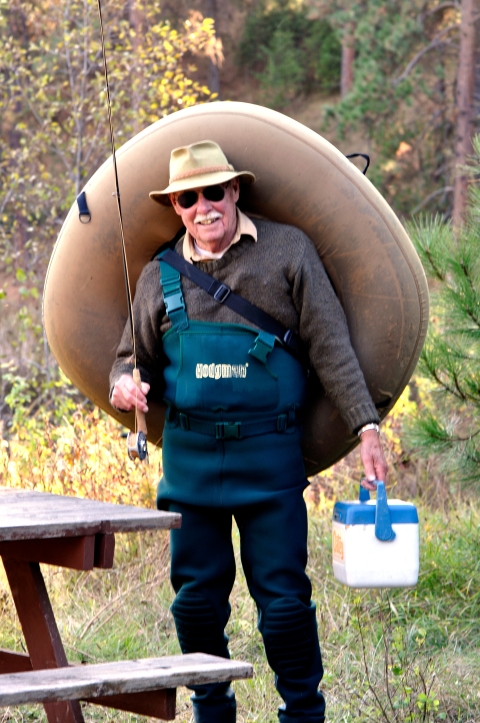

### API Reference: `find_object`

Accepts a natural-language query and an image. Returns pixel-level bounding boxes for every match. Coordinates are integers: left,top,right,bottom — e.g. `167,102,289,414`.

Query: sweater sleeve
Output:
291,235,379,432
109,260,167,403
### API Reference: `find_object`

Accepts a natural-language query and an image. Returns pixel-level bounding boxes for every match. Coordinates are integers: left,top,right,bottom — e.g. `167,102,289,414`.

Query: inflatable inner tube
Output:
44,102,429,476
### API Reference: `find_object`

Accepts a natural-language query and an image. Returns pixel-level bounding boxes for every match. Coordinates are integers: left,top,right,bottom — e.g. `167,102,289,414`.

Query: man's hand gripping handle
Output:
126,368,148,461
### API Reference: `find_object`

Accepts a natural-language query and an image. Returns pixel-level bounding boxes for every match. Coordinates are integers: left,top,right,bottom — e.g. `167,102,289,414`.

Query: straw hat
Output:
149,140,256,206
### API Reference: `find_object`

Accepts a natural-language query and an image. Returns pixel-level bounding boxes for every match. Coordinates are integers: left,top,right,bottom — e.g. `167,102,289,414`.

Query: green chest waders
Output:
157,256,309,508
157,257,326,723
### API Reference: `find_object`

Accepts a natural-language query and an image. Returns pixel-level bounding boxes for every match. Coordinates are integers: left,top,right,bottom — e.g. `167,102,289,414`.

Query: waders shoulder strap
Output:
158,248,302,359
158,255,189,332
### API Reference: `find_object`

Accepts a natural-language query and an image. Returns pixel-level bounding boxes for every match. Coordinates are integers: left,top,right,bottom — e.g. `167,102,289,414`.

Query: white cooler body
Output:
332,497,419,588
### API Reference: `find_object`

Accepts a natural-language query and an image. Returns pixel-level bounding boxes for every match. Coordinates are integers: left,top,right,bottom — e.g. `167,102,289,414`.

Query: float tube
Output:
43,102,429,476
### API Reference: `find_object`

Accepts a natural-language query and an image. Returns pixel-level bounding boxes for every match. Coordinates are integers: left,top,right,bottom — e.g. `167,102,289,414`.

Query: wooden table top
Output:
0,487,181,542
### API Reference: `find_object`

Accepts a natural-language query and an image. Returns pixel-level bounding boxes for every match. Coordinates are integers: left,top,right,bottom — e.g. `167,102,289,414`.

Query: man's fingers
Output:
125,379,149,412
359,429,388,484
375,455,388,482
360,477,378,491
112,375,149,412
360,433,378,480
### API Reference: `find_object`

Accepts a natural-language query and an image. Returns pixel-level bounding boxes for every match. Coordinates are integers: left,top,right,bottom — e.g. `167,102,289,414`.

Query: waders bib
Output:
157,256,326,723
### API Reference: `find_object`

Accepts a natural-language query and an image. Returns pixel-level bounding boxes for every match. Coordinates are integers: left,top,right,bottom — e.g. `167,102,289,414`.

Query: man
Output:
110,140,388,723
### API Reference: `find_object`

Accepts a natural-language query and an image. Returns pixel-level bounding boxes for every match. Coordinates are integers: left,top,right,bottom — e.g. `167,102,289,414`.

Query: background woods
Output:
0,0,215,406
0,2,479,721
1,0,478,438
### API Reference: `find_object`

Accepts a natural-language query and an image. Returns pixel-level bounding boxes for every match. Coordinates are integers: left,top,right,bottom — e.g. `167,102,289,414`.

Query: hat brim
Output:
149,169,256,206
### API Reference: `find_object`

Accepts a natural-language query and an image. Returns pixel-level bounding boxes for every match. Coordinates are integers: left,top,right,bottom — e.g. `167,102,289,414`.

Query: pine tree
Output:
408,135,480,485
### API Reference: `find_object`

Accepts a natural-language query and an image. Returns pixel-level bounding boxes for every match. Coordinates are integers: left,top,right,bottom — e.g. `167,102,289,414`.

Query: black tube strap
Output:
76,191,91,223
345,153,370,175
159,248,303,359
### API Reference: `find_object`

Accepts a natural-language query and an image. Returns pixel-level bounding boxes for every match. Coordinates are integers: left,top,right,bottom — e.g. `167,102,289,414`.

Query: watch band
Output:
357,422,380,437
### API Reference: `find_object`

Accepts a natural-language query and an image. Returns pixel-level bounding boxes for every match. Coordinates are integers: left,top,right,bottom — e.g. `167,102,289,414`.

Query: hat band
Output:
170,164,234,182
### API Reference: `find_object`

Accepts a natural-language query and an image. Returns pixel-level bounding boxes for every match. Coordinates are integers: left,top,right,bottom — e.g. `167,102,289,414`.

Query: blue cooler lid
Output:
333,500,419,525
333,482,418,542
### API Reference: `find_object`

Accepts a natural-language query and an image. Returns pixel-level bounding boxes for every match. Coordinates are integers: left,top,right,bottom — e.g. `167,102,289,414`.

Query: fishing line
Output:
96,0,147,458
96,0,136,360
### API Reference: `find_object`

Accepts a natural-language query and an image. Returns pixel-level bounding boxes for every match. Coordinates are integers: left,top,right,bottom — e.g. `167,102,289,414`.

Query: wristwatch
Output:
357,422,380,437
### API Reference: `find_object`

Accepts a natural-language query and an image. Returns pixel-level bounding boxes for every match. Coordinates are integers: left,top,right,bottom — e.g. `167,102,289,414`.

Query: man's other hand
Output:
111,373,150,413
359,429,388,490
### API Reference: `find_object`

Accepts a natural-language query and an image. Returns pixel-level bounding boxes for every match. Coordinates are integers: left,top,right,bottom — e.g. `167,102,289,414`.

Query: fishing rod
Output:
96,0,147,462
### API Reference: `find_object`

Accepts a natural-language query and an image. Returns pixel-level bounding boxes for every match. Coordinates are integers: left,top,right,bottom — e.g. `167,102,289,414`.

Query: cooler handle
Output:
359,480,396,542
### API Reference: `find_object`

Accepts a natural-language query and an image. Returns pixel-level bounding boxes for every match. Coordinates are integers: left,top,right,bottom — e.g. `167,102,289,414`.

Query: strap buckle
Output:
164,292,185,315
179,413,190,431
249,331,276,364
215,421,241,439
213,284,231,303
283,329,293,345
276,407,298,432
165,405,176,423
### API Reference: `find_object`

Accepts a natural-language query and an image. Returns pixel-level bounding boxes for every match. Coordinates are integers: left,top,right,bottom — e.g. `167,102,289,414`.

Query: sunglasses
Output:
175,182,230,209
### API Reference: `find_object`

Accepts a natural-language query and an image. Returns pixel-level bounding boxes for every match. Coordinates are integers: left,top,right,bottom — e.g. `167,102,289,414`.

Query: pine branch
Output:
394,24,460,86
428,427,480,443
411,186,454,215
419,1,460,23
457,260,480,328
452,369,468,401
420,349,466,400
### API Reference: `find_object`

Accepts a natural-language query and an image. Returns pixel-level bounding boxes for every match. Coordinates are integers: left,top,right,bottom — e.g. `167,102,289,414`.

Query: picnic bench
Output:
0,487,253,721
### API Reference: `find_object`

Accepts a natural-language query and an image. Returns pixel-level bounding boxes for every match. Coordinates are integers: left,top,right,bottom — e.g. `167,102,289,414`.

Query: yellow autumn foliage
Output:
0,405,160,508
1,379,428,510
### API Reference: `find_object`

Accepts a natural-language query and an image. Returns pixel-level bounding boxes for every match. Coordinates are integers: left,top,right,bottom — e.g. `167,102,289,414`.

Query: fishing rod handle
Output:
133,367,148,435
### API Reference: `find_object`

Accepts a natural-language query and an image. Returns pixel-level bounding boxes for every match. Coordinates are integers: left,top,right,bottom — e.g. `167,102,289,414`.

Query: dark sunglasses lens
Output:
203,185,226,202
177,191,198,209
176,184,227,208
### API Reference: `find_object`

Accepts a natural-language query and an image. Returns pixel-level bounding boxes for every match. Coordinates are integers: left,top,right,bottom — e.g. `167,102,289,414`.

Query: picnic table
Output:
0,487,252,721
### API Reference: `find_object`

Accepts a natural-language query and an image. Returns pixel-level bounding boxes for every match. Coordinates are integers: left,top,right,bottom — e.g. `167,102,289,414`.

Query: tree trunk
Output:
205,0,221,97
474,31,480,130
452,0,476,228
6,2,29,264
341,21,355,98
127,0,145,133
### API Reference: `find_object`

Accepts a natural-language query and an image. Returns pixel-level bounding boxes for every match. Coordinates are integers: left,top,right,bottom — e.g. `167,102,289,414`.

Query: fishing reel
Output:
127,430,148,461
127,368,148,462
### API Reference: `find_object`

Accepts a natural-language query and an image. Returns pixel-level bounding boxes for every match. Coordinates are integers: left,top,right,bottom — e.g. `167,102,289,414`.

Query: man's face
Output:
170,179,240,253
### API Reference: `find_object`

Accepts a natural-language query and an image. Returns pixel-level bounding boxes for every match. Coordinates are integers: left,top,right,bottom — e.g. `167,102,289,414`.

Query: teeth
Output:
195,214,222,225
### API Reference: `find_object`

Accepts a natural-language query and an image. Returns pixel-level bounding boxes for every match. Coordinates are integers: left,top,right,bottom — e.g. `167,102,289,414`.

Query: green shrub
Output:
236,3,341,107
258,27,306,107
407,137,480,487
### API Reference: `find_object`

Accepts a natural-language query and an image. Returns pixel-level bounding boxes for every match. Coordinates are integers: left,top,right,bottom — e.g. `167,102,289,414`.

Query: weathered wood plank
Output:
0,650,32,674
0,537,96,570
0,656,177,718
2,558,84,723
94,533,115,569
86,688,176,720
0,654,253,706
0,488,181,541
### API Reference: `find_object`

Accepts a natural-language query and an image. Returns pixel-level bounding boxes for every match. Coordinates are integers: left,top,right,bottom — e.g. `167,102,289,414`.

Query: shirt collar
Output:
183,209,257,263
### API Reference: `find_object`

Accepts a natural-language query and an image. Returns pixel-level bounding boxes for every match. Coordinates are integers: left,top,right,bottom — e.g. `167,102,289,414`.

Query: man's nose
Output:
196,192,212,211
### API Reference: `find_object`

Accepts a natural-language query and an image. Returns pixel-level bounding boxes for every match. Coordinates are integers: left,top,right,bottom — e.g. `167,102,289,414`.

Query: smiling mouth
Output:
195,213,222,226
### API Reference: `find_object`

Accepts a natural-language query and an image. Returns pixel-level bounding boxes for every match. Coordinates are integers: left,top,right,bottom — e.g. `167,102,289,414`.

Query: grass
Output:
0,396,478,722
0,493,478,723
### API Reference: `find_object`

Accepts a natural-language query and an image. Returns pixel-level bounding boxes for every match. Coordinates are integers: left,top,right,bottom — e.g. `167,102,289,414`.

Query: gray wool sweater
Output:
110,217,379,433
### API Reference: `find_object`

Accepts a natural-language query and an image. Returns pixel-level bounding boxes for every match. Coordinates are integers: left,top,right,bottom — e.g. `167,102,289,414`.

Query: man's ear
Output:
231,179,240,203
169,193,182,215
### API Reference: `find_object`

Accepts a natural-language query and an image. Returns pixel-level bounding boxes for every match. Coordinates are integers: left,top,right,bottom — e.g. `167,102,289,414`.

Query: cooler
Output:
332,482,419,588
